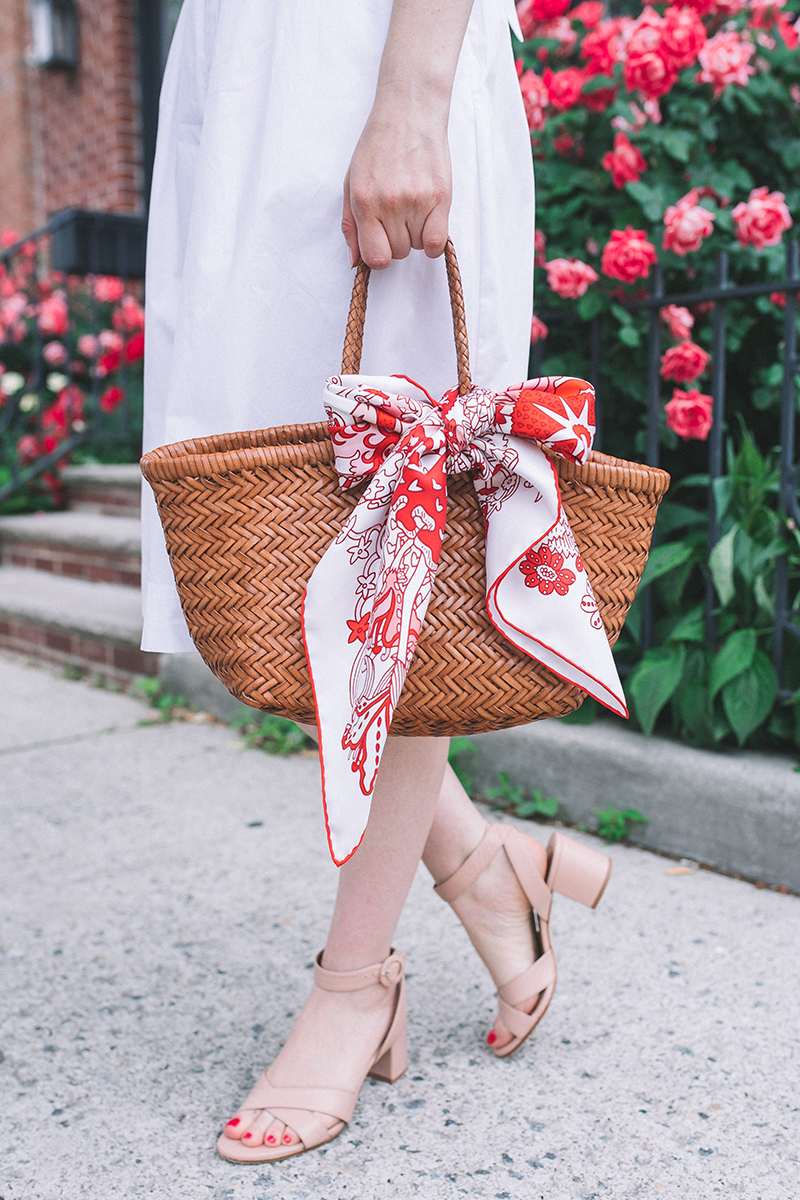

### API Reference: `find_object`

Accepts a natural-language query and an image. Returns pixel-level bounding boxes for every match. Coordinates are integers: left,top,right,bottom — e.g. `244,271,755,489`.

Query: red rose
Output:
581,20,621,75
37,292,68,337
517,0,571,38
731,187,793,250
660,304,694,340
582,83,618,112
99,385,125,413
662,189,716,255
623,8,678,99
535,229,547,268
662,4,707,69
660,340,711,384
601,226,658,283
98,348,122,377
544,257,599,298
665,389,713,440
530,315,549,344
543,66,585,111
570,1,604,27
16,434,41,463
125,331,145,363
601,132,648,189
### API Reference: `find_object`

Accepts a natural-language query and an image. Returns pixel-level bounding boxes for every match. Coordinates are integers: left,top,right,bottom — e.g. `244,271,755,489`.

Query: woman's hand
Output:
342,0,475,271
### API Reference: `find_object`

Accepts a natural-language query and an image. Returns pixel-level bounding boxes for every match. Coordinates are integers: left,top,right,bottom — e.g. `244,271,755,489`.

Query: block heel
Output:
546,830,612,909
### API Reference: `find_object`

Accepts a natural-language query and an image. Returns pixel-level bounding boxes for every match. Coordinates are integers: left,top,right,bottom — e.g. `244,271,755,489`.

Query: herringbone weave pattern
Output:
141,424,669,736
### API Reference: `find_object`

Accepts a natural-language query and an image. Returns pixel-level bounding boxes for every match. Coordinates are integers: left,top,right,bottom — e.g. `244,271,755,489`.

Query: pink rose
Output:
662,4,707,69
570,1,604,27
665,389,713,440
43,341,68,366
602,132,648,189
37,292,68,337
731,187,793,250
662,189,716,255
660,340,711,384
93,276,125,304
696,31,755,98
1,228,21,248
530,315,549,344
520,69,549,133
601,227,658,283
623,8,679,99
533,17,578,54
543,66,586,111
112,295,146,333
98,329,124,353
544,257,600,299
535,229,547,268
77,334,99,358
661,304,695,340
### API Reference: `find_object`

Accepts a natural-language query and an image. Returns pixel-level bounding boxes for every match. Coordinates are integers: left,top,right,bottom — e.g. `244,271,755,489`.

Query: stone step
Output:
0,511,141,586
0,566,157,683
62,463,142,516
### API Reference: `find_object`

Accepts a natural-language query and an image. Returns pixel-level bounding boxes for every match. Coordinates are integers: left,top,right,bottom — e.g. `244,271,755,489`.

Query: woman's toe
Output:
281,1125,301,1146
487,1020,513,1049
240,1109,274,1146
263,1118,286,1147
223,1112,250,1140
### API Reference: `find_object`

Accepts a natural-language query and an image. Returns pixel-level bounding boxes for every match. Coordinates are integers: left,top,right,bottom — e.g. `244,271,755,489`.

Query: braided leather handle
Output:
341,238,472,397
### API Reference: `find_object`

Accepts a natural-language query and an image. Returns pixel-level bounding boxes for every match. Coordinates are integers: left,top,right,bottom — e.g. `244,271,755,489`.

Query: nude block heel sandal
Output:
434,825,611,1059
216,949,408,1164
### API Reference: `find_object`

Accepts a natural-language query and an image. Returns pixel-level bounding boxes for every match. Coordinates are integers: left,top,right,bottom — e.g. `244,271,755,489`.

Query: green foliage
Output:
594,807,649,845
231,710,315,755
448,736,477,795
484,771,560,822
130,677,191,722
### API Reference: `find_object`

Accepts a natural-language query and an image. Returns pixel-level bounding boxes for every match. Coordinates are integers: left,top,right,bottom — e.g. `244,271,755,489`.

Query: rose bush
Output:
0,233,144,512
517,0,800,750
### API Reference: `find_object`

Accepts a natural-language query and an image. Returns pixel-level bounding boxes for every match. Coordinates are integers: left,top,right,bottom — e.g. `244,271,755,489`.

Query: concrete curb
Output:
160,650,800,892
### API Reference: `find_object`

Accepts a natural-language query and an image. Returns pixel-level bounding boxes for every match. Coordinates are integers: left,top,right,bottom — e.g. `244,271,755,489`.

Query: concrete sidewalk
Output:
1,655,799,1200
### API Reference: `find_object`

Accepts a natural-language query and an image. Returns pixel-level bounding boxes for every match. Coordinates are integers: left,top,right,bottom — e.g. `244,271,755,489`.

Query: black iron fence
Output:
532,242,800,701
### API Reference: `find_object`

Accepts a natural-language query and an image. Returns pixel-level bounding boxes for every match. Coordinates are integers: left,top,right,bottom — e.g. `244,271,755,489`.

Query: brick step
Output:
0,512,141,586
0,566,157,684
63,463,142,516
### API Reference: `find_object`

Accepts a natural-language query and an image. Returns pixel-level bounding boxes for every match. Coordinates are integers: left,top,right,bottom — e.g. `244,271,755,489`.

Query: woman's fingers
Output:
341,174,361,269
421,200,449,259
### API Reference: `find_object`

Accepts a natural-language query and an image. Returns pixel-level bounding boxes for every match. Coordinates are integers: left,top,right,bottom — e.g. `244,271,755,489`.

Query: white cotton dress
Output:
141,0,535,652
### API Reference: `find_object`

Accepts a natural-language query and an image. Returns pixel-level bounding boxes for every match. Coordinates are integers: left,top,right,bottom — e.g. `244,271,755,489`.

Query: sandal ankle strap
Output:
314,948,406,992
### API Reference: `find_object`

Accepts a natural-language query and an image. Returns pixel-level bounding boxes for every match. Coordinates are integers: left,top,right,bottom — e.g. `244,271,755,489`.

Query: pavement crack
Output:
0,724,134,756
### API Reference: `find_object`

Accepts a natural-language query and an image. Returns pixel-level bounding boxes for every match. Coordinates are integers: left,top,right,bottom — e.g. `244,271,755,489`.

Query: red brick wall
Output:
0,0,143,235
0,2,35,233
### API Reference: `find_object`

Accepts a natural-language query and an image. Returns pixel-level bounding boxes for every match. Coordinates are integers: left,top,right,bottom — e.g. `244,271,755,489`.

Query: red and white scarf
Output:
302,374,627,865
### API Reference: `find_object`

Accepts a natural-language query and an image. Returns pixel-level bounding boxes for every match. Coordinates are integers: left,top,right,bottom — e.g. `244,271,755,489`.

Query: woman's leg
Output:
422,764,547,1050
225,734,450,1148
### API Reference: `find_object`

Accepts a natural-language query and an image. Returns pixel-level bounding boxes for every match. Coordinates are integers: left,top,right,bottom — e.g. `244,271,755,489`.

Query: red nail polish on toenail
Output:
244,1132,252,1139
267,1136,276,1144
486,1030,497,1045
227,1118,240,1127
283,1134,292,1143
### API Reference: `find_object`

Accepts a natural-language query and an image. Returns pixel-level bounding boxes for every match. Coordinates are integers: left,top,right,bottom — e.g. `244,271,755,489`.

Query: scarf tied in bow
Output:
303,374,626,865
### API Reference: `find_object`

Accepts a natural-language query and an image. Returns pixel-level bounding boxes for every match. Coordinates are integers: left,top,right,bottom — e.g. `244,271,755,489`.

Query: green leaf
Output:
625,180,666,221
721,650,778,745
661,128,694,163
640,541,695,588
628,644,687,736
709,525,738,607
576,289,604,321
619,326,641,347
668,604,705,643
560,696,599,725
710,628,757,699
655,503,708,535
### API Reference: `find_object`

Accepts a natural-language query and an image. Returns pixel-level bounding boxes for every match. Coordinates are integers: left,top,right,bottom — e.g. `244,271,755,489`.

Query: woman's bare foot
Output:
223,969,397,1147
449,833,548,1051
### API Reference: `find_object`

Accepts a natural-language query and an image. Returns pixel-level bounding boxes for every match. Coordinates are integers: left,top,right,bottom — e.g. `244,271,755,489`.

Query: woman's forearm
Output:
342,0,475,269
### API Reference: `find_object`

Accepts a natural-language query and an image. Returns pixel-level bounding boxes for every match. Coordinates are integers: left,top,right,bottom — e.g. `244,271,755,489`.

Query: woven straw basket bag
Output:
141,244,669,736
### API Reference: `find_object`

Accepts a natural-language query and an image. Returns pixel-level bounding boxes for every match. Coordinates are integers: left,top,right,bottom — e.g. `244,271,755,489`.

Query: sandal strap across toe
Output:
216,948,408,1165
